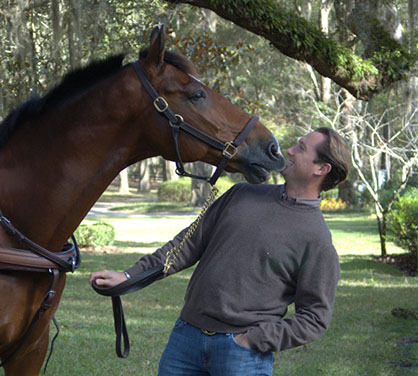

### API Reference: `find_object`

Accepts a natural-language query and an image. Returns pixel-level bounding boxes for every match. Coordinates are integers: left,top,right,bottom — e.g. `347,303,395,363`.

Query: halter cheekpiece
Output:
131,61,259,186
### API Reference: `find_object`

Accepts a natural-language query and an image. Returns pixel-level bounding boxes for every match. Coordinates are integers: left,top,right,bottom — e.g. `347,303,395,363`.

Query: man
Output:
90,127,351,376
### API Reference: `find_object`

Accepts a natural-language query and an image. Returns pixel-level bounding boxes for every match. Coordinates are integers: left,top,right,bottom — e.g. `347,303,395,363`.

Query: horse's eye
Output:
190,90,206,104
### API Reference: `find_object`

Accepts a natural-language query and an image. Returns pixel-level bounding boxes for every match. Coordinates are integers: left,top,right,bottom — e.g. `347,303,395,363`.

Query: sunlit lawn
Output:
40,200,417,376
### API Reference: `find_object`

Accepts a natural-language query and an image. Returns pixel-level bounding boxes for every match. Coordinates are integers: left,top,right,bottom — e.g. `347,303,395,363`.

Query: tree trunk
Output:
190,162,213,206
338,179,356,205
66,0,82,70
13,0,29,103
338,90,357,205
375,204,388,256
119,168,130,194
204,8,217,32
319,0,332,103
405,0,418,117
137,160,151,193
51,0,62,72
163,160,179,181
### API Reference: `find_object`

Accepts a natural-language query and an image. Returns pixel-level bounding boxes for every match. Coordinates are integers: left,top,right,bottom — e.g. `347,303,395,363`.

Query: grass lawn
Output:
39,196,418,376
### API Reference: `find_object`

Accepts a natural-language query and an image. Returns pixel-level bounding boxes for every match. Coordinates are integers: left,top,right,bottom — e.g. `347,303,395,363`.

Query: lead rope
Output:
163,184,219,274
92,184,220,359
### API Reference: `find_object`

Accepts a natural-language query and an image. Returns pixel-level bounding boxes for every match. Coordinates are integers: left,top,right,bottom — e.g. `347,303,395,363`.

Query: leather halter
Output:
131,61,259,186
0,209,81,368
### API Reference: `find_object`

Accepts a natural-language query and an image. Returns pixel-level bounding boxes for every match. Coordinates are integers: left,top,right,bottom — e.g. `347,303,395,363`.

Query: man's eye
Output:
190,90,207,104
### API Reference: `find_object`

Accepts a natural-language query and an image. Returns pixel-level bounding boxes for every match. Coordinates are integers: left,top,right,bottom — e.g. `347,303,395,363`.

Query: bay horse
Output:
0,26,285,375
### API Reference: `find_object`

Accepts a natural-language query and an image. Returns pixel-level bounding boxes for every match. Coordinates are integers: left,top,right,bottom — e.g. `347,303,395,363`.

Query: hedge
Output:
74,222,115,247
388,187,418,255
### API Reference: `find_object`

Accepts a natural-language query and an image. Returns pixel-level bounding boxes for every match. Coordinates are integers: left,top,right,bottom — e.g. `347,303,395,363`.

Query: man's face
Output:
281,131,326,184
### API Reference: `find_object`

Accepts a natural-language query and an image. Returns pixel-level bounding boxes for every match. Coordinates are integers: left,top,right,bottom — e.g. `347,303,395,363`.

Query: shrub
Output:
388,188,418,255
215,176,236,195
158,179,192,203
157,176,237,203
321,188,339,200
74,222,115,247
320,197,347,211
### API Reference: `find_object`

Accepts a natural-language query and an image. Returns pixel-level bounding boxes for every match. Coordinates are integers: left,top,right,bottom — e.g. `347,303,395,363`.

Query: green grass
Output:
110,200,199,214
27,203,418,376
46,252,190,375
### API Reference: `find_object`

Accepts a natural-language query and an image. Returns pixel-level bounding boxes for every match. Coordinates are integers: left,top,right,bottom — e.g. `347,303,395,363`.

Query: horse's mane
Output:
0,54,125,148
0,50,195,149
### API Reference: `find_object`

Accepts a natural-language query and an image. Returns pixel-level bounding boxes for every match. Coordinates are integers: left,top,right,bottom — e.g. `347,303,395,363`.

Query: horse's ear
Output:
146,25,165,70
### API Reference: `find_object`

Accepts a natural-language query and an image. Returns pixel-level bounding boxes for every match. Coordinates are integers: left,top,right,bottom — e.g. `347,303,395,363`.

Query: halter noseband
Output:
132,61,258,186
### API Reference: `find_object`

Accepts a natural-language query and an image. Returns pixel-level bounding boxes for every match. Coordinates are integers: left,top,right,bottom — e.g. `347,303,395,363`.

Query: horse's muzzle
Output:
267,139,286,171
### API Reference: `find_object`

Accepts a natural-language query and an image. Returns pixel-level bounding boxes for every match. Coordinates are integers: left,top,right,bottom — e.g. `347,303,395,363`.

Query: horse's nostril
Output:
268,141,282,160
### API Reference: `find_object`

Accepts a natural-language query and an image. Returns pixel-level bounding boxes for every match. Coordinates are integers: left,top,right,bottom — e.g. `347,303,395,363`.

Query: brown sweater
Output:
126,183,340,353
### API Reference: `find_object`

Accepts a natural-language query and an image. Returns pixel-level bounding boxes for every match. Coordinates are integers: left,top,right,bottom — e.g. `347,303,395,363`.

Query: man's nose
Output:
286,146,294,156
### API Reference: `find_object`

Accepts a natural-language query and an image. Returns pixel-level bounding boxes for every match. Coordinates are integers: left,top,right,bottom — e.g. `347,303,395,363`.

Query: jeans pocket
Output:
231,333,254,352
173,317,187,330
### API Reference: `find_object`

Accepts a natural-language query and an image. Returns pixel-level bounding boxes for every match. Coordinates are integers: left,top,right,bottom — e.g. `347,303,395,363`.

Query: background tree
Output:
163,0,417,256
167,0,417,100
0,1,416,259
310,96,417,255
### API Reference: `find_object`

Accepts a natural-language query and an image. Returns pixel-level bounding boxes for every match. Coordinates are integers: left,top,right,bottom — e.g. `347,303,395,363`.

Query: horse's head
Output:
138,26,286,184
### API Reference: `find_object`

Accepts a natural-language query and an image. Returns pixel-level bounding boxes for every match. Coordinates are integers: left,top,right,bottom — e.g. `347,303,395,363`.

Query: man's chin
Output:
280,165,290,177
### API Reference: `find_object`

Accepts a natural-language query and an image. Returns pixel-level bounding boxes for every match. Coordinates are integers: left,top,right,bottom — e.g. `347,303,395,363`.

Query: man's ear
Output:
143,25,165,71
315,163,332,176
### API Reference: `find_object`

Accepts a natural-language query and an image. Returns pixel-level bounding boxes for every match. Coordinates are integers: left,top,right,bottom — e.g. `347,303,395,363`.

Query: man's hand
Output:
235,333,251,348
89,270,127,288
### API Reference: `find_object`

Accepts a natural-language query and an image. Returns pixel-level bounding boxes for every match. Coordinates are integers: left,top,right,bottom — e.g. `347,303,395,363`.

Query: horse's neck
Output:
0,69,155,251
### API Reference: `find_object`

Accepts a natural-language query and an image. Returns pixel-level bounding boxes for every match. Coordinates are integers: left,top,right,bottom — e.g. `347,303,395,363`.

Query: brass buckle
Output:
154,96,169,112
223,142,237,158
201,329,217,336
169,114,184,128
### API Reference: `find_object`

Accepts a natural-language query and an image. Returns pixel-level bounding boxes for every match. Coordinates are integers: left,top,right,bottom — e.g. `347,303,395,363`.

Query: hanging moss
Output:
206,0,415,85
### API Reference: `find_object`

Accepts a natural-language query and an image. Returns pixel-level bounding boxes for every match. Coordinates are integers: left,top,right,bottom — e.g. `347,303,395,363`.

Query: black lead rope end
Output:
112,296,130,358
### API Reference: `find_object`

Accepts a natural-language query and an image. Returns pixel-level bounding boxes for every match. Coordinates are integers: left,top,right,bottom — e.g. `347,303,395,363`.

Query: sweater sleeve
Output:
247,244,340,353
124,225,197,277
125,185,238,278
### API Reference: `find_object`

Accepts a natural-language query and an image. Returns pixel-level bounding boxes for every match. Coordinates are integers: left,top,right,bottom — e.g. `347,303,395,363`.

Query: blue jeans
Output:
158,318,274,376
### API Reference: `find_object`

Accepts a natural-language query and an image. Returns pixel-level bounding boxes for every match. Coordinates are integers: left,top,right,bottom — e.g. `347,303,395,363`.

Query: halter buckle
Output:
71,257,76,272
223,142,238,158
153,97,169,112
169,114,184,128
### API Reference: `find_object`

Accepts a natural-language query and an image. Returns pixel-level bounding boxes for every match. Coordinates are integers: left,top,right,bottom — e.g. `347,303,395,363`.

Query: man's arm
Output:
247,245,340,352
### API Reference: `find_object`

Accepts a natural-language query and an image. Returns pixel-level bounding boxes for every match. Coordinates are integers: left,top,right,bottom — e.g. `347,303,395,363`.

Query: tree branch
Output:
167,0,416,101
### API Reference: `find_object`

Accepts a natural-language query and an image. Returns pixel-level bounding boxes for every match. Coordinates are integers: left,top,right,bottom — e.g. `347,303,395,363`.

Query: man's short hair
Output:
314,127,351,191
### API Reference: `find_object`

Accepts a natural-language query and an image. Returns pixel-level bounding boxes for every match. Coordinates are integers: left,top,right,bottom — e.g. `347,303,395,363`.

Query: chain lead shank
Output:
163,185,219,274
